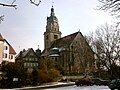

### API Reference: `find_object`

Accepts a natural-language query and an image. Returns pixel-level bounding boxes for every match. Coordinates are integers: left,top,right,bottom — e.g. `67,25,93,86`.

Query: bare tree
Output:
98,0,120,17
0,0,41,23
87,23,120,79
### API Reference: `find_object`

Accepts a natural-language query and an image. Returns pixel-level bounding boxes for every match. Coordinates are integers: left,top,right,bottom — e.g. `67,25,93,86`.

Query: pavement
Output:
11,82,75,90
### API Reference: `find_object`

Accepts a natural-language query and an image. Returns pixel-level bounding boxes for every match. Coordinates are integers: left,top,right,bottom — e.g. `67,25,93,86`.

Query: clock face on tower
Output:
54,23,57,26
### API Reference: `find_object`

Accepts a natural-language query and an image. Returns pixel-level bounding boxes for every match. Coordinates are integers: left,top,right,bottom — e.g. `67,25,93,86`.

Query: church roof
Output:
41,32,80,56
50,31,80,48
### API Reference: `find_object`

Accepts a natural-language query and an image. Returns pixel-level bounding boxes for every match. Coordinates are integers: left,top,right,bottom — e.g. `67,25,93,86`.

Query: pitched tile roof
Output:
22,48,32,57
0,34,16,55
4,39,16,55
16,48,38,59
0,33,4,41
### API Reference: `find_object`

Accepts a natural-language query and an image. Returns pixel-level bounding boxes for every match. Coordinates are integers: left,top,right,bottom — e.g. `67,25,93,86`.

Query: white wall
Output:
0,41,4,64
2,41,10,62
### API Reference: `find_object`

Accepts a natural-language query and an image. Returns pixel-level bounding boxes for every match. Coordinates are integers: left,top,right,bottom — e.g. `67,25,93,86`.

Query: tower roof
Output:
47,6,58,22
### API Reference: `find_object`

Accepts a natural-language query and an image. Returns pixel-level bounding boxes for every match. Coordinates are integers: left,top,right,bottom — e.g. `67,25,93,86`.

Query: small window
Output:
32,58,34,61
54,35,58,39
4,53,7,58
4,46,8,50
55,57,57,62
9,55,13,59
29,58,31,61
36,63,38,66
24,63,26,67
30,53,33,56
11,55,13,59
35,58,38,61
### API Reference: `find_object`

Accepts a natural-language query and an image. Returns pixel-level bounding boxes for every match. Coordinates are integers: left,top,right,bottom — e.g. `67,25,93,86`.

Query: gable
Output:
71,32,94,54
22,48,38,58
4,39,16,55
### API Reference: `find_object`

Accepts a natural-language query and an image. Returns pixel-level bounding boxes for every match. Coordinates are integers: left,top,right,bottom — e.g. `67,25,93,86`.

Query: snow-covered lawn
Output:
46,85,110,90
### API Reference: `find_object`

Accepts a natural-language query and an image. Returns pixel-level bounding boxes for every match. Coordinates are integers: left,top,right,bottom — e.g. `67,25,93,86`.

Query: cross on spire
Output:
52,2,54,7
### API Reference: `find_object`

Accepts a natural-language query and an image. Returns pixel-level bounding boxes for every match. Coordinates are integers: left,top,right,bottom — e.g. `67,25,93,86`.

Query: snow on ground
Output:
46,85,110,90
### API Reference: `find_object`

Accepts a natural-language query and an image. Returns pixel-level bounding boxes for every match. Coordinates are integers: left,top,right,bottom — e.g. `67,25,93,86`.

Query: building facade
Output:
16,48,41,72
50,32,95,76
42,6,96,76
0,34,16,64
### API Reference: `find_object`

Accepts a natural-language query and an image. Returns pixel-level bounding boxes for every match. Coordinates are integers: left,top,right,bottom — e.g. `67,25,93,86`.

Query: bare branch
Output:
98,0,120,17
0,2,17,9
0,15,4,24
12,0,17,5
30,0,41,6
0,0,41,24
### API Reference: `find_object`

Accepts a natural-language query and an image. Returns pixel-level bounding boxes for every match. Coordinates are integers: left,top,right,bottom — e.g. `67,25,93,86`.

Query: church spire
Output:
50,4,55,16
44,5,62,49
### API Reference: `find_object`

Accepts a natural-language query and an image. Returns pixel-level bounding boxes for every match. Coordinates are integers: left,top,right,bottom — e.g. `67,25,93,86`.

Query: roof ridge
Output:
57,31,79,41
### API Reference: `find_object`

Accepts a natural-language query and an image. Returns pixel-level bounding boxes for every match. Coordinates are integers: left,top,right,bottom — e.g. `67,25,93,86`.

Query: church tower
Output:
44,6,61,49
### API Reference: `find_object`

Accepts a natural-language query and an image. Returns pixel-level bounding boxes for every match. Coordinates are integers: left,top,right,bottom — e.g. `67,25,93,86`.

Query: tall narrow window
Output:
46,35,48,40
11,55,13,59
4,53,7,58
4,46,8,50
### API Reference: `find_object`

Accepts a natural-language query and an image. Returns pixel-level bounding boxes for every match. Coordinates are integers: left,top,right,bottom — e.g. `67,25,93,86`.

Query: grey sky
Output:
0,0,113,53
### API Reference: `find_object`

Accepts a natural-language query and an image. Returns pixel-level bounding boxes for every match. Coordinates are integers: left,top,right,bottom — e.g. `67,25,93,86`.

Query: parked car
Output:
75,79,94,86
91,78,110,86
108,79,120,90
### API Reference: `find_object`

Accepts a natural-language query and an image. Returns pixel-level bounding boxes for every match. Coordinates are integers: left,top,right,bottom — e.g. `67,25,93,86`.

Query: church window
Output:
46,35,48,39
54,35,58,39
55,57,57,62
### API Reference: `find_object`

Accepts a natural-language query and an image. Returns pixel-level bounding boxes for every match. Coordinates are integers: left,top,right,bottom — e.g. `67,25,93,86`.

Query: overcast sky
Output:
0,0,114,53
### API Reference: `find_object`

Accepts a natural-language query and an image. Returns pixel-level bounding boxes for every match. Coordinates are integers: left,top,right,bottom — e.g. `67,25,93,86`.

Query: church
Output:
41,6,95,77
